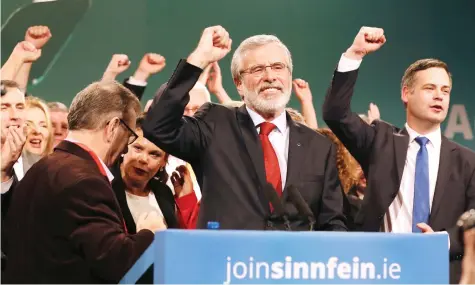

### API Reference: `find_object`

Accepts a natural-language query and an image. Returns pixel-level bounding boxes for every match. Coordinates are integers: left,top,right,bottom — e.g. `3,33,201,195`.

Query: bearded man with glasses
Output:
143,26,347,231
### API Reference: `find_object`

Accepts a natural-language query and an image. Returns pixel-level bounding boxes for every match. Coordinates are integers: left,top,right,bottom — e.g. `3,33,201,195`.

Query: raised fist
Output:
133,53,166,82
102,54,131,81
346,26,386,60
25,26,52,49
292,79,313,103
12,41,42,63
187,26,232,69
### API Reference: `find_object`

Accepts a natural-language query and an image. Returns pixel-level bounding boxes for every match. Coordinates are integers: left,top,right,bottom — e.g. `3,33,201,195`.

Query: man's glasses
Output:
119,118,138,145
240,62,288,77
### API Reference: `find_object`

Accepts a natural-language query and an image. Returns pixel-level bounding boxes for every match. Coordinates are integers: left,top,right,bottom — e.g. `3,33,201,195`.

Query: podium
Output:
121,230,448,284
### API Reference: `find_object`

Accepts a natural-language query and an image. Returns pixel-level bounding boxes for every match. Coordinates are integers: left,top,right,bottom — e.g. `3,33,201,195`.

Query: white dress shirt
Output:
384,124,441,233
246,106,290,190
337,55,448,243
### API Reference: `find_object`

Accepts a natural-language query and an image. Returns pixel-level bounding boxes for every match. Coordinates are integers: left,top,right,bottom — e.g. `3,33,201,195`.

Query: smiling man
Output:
143,26,347,231
322,26,475,283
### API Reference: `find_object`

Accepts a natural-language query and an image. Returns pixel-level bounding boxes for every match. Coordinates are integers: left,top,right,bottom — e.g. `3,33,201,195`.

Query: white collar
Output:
246,106,287,134
405,123,442,149
64,137,114,182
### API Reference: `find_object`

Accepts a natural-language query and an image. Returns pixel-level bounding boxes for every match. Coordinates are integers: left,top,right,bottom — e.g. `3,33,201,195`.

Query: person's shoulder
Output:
444,137,475,162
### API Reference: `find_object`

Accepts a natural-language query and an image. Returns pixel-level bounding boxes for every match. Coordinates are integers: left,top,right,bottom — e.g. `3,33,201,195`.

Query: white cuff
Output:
337,53,362,73
127,76,147,87
1,177,14,194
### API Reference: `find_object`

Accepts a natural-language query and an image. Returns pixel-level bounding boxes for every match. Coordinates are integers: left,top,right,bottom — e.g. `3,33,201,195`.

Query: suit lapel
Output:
236,105,267,186
429,136,455,223
394,128,409,187
282,115,305,200
236,105,270,211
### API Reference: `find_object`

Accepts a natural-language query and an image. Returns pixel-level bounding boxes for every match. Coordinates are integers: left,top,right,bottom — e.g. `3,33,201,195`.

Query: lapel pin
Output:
297,143,301,147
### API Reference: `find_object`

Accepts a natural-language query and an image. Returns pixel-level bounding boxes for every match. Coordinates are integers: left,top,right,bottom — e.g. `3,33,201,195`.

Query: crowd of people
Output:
1,24,474,284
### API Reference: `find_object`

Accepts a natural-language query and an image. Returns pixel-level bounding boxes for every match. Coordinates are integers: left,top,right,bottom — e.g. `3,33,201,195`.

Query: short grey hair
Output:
47,101,68,113
68,81,141,131
230,35,293,81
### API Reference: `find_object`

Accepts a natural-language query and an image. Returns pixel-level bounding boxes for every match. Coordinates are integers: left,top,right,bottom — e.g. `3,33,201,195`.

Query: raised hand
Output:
133,53,166,82
292,79,313,103
1,126,27,182
345,26,386,60
102,54,131,81
171,165,194,198
367,102,381,123
187,26,232,69
25,26,52,49
13,41,42,63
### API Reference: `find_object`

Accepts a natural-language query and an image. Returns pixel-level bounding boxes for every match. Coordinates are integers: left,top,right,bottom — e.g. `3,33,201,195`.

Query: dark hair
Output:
401,58,451,91
132,112,170,183
1,80,21,96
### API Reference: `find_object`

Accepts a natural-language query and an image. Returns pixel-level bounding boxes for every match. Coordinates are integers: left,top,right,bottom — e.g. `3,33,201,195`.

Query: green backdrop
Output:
2,0,474,150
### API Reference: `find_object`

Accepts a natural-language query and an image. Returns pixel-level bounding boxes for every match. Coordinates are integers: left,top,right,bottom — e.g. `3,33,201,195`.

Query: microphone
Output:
287,185,316,231
263,183,291,231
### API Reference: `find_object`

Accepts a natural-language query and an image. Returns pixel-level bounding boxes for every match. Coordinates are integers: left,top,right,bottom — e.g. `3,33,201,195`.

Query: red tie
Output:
259,122,282,197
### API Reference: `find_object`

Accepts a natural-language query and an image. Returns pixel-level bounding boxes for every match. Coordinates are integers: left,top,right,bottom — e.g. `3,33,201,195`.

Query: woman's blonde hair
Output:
26,96,54,156
317,128,360,194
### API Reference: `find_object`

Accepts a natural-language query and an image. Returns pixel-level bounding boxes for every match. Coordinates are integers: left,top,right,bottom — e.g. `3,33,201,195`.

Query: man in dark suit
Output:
322,26,475,283
3,81,164,283
143,26,347,231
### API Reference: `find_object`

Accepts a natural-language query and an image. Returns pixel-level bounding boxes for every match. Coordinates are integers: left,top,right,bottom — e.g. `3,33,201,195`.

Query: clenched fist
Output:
187,26,232,69
102,54,131,81
345,26,386,60
25,26,52,49
293,79,313,103
133,53,166,82
12,41,42,63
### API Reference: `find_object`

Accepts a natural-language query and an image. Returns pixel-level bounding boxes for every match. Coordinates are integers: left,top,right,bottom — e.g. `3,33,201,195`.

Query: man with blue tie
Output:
322,26,475,283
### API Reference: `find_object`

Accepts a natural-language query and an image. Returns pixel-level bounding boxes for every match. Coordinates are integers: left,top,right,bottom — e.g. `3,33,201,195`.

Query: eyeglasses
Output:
240,62,288,77
119,118,138,145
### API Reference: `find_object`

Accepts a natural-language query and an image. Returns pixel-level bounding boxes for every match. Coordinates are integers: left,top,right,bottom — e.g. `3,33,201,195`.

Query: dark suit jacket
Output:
123,77,146,101
3,141,154,284
1,151,41,270
110,161,179,233
142,60,347,231
323,68,475,283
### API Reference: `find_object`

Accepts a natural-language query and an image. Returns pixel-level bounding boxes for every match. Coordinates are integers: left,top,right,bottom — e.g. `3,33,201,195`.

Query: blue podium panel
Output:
150,230,448,284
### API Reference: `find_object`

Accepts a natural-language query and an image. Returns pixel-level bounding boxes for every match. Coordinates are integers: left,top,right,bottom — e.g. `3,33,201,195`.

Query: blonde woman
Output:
24,96,53,157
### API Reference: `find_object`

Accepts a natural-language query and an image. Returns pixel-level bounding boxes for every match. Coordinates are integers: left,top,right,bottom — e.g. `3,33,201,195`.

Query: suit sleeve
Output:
319,143,348,231
447,165,475,257
175,193,199,229
142,60,214,162
59,177,154,283
322,69,376,169
123,78,146,101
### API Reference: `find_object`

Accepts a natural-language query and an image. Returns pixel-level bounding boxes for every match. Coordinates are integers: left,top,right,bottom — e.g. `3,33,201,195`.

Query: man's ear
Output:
234,77,245,99
105,117,120,143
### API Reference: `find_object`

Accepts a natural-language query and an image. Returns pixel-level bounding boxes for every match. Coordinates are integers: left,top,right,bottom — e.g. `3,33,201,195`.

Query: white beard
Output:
243,85,291,116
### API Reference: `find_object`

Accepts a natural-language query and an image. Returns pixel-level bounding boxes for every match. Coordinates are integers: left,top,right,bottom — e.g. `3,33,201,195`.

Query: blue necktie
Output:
413,136,430,233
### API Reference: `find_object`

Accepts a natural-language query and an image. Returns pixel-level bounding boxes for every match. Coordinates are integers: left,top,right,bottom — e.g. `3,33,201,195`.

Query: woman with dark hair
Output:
111,114,198,233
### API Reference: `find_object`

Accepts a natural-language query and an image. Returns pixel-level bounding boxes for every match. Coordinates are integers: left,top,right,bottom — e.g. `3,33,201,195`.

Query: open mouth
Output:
133,167,148,176
259,86,282,94
430,105,443,112
29,138,42,148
